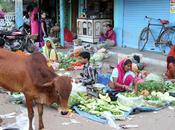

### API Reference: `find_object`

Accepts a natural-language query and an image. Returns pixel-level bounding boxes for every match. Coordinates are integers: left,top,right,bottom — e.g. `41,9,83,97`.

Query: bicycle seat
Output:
160,20,169,24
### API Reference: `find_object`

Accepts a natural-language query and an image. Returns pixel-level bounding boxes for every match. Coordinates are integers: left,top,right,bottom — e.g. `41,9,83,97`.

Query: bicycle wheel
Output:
159,28,175,54
138,27,149,51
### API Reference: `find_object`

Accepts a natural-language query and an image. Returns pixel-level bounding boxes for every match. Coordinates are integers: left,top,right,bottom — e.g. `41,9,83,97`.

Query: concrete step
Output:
109,47,167,67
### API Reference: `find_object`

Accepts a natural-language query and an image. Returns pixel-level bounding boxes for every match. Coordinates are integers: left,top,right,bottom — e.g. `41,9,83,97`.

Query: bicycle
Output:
138,16,175,53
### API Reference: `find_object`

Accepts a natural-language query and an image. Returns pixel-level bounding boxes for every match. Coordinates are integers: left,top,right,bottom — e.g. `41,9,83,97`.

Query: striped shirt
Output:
80,63,97,85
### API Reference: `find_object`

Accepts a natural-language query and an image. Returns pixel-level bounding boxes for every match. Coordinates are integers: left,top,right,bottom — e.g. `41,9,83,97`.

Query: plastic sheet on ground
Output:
71,83,87,94
73,104,166,124
62,119,80,126
9,93,25,104
73,106,108,124
97,73,111,86
0,112,16,119
1,108,35,130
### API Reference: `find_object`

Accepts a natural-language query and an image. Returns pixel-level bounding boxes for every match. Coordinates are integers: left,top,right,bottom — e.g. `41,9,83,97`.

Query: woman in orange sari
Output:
166,45,175,79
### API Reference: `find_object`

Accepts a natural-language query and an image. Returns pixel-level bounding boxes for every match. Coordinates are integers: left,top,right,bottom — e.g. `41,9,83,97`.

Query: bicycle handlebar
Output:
145,16,161,21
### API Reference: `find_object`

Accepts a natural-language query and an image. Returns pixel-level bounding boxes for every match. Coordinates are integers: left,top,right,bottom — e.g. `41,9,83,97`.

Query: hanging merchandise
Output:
0,0,15,31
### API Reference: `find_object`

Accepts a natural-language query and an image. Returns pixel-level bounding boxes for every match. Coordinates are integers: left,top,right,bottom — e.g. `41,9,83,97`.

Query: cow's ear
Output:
42,80,54,87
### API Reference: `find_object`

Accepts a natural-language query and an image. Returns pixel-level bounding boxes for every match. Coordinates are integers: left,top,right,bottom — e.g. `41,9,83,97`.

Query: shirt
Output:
80,63,97,85
110,68,119,82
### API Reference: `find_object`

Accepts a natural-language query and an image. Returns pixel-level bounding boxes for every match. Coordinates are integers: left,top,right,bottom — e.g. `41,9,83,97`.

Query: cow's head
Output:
42,76,72,115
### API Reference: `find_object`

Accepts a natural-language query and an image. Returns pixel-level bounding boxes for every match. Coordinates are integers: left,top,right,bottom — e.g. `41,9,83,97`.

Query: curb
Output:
109,51,166,67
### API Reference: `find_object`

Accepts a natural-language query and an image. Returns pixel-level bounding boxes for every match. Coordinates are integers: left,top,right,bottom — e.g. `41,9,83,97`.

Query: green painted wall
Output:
78,0,84,17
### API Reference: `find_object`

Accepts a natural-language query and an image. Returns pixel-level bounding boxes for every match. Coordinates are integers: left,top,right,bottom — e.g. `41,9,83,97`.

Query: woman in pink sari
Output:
31,6,39,35
108,59,137,92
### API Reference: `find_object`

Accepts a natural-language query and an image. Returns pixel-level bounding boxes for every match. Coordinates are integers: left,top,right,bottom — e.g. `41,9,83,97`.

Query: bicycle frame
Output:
146,20,166,43
139,16,173,52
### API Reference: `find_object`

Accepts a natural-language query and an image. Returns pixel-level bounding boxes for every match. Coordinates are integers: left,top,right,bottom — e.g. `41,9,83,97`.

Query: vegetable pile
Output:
67,80,175,119
59,56,83,70
138,81,175,93
69,92,126,118
121,92,139,97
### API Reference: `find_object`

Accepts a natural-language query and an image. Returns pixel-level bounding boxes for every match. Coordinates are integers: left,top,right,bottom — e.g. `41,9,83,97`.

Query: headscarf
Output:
115,59,130,84
42,37,57,61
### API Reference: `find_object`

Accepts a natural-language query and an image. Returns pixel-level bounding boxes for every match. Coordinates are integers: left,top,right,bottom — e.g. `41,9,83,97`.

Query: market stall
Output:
77,0,113,43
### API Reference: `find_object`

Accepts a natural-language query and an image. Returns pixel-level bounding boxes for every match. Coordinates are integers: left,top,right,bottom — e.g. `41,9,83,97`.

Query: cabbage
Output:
150,91,175,102
90,52,105,62
145,73,163,82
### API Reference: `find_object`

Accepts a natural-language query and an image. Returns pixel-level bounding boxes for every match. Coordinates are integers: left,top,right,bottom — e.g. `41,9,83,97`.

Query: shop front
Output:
115,0,175,52
77,0,114,43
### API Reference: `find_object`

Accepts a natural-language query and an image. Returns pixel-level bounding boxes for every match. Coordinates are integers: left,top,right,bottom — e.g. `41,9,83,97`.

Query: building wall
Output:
15,0,23,28
114,0,174,52
114,0,124,47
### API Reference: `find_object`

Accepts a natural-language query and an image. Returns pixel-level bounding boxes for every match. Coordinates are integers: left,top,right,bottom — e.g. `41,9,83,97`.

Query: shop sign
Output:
170,0,175,13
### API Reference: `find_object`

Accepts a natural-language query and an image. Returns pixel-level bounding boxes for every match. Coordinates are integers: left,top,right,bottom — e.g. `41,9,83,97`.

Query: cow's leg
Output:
37,103,44,130
25,96,34,130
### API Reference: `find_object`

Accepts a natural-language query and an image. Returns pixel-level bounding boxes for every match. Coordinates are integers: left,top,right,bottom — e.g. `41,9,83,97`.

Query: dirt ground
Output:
0,62,172,130
0,93,174,130
0,47,172,130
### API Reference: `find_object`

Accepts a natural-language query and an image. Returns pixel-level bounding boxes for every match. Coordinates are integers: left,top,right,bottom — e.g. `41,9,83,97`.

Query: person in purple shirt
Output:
99,24,116,47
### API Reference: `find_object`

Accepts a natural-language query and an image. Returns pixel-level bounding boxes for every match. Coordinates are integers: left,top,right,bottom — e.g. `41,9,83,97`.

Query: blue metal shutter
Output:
123,0,170,51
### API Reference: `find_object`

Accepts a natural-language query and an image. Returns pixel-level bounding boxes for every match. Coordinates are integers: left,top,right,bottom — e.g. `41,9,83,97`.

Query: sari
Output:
166,45,175,79
104,29,116,46
110,59,135,91
31,7,39,35
42,38,57,61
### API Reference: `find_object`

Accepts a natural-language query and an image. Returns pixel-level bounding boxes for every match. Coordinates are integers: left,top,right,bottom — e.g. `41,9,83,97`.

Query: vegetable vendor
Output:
99,24,116,47
78,51,97,86
166,45,175,79
41,37,59,70
107,59,138,93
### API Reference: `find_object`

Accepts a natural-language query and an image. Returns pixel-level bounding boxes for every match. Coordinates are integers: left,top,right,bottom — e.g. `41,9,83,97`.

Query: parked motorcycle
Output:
19,25,35,53
0,27,35,53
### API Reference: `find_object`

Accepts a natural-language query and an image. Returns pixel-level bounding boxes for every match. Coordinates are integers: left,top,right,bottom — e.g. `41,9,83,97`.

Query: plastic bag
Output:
101,112,120,129
117,93,144,107
71,82,86,94
2,108,35,130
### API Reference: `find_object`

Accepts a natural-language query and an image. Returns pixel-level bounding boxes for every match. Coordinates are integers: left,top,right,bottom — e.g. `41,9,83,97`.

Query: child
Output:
39,11,48,48
79,51,97,86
